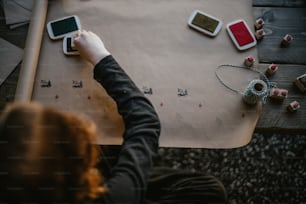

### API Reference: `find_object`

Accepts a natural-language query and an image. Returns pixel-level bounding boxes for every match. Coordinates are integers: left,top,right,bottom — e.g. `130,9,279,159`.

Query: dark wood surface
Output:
0,7,28,109
0,7,28,48
256,64,306,133
252,1,306,132
253,0,306,7
253,7,306,65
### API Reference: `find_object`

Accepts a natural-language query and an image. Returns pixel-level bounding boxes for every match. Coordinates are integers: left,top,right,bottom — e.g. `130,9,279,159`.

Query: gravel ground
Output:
155,133,306,204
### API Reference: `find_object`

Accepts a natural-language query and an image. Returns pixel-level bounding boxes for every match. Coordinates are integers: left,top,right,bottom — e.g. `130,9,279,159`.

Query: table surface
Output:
0,0,304,148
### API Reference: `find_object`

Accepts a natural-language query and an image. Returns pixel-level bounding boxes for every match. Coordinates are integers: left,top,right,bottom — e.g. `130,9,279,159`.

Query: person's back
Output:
0,30,162,204
0,30,226,204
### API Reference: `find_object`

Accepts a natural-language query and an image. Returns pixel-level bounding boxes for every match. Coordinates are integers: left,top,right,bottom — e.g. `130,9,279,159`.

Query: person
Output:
0,30,227,204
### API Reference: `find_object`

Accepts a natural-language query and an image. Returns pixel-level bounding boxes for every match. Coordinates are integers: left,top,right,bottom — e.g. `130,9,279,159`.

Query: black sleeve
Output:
93,55,161,204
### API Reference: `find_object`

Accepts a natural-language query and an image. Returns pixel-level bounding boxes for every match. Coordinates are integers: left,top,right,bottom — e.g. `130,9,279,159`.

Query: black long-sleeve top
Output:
93,55,161,204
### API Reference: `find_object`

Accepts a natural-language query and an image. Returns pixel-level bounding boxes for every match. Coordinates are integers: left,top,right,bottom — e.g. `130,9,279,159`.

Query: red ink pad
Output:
226,20,256,50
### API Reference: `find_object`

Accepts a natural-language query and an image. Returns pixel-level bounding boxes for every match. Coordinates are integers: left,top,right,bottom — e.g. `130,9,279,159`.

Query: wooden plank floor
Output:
253,7,306,65
253,0,306,7
0,8,28,48
0,7,27,109
256,64,306,133
253,1,306,132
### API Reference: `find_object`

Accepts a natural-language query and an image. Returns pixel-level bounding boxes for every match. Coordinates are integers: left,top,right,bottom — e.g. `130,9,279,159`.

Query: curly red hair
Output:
0,103,107,204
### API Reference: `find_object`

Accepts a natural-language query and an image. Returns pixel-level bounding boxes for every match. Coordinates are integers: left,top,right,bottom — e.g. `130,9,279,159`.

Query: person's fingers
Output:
75,30,90,38
73,34,80,45
75,30,82,38
73,30,83,42
73,35,80,43
74,30,89,44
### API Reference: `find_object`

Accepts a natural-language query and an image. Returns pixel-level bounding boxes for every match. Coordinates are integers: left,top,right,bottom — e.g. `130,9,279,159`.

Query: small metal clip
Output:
178,88,188,96
40,80,51,87
72,80,83,88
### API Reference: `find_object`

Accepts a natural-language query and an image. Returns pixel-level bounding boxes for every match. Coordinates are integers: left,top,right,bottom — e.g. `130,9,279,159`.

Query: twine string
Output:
215,64,277,104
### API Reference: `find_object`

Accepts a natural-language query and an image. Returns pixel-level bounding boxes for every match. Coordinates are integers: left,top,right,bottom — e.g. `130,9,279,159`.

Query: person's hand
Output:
73,30,110,66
